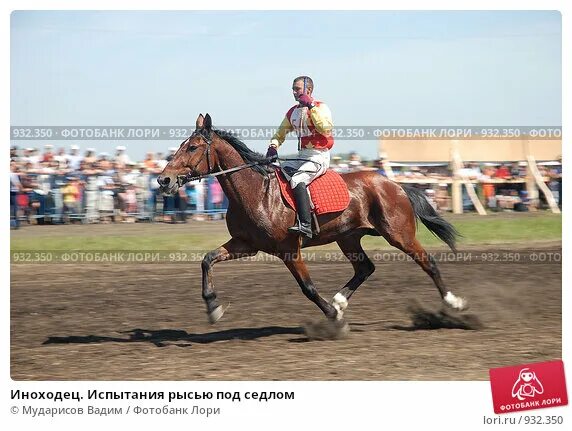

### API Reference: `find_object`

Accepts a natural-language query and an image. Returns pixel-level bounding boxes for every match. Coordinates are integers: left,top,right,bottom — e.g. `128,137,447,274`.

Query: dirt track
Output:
11,244,561,380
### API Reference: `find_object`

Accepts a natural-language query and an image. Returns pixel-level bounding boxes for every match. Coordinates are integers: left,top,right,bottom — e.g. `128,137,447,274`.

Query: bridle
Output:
175,129,277,186
176,129,214,186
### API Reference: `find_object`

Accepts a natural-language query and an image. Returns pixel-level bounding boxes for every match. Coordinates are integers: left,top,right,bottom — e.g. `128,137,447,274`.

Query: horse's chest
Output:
225,207,262,237
225,205,286,246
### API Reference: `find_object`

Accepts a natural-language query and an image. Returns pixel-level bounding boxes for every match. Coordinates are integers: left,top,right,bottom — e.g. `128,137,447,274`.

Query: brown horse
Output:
158,114,467,324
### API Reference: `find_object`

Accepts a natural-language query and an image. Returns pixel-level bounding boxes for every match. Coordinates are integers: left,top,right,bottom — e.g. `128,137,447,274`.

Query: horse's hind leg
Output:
282,253,339,320
332,235,376,318
378,221,467,311
202,238,258,323
398,238,466,310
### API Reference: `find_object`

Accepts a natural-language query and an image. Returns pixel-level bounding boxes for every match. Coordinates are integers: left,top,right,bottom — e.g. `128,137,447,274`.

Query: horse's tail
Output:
402,185,459,252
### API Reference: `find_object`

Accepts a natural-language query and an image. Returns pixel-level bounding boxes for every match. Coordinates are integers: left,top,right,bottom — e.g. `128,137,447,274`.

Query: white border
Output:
4,2,569,430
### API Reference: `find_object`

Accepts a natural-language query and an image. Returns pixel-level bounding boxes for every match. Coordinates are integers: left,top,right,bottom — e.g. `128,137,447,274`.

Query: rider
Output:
266,76,334,239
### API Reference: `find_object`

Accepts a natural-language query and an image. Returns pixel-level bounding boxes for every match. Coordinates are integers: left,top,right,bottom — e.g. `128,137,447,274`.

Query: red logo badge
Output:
489,360,568,414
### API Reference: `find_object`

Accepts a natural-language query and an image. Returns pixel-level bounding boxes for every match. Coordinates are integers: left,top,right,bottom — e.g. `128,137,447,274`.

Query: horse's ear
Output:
196,114,205,129
204,113,212,132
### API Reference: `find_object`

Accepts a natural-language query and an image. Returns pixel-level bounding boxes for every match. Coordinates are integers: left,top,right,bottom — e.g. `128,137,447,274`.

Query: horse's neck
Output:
214,146,266,208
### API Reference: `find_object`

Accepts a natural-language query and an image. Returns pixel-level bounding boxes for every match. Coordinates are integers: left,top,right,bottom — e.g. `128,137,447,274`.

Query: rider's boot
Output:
288,183,313,240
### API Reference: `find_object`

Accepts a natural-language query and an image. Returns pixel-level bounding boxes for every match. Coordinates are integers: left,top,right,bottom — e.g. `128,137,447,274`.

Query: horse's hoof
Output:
443,291,468,311
208,304,228,324
332,293,348,320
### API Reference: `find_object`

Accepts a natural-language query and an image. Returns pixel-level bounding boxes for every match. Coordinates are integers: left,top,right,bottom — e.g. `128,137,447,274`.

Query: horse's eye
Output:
188,145,198,152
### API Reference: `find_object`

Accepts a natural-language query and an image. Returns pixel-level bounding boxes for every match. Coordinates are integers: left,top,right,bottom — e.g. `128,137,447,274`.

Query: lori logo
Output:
490,360,568,414
512,368,544,400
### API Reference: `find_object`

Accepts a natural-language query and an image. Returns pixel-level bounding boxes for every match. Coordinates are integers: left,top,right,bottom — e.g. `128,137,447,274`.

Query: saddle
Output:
276,168,350,233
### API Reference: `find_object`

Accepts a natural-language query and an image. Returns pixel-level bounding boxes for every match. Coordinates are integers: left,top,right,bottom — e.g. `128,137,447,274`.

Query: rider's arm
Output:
269,116,293,148
309,103,333,136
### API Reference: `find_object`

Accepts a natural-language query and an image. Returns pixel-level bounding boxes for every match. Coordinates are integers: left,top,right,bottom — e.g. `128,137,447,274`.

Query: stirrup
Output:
288,222,313,239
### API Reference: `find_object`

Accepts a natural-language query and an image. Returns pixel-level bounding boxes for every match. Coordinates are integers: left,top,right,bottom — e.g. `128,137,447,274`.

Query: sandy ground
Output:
11,242,561,380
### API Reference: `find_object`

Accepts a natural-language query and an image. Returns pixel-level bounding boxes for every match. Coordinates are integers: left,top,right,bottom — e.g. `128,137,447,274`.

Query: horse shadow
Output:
43,326,306,348
42,305,483,348
388,304,484,331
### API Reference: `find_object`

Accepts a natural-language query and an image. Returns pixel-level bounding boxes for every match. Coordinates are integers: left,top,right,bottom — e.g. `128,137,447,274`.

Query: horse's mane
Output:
214,129,275,177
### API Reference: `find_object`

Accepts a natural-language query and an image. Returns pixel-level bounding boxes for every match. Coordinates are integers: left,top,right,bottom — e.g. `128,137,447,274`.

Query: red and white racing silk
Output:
270,101,334,150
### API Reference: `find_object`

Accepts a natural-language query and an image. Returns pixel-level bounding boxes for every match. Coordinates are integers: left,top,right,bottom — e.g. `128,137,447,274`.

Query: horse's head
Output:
157,113,215,195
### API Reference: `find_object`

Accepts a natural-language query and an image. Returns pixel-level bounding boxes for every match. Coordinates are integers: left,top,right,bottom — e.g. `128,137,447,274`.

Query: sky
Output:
10,10,562,161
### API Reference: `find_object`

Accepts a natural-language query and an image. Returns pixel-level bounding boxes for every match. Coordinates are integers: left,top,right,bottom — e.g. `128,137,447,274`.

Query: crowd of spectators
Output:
331,152,562,212
10,144,226,229
10,146,562,229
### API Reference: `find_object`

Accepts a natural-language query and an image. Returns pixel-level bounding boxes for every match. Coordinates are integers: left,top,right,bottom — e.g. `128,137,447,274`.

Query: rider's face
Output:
292,80,311,101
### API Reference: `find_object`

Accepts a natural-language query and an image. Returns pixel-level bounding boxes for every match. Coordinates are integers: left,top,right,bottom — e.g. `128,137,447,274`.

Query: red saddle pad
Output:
277,169,350,215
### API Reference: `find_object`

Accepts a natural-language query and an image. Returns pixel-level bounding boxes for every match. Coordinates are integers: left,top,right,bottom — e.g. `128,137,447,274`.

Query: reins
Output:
176,129,321,185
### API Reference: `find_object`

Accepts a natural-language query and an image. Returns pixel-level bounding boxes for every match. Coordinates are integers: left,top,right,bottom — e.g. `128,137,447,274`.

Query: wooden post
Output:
450,142,462,214
463,178,488,215
452,179,463,214
526,155,560,214
451,140,487,215
382,159,395,180
526,164,539,211
522,139,559,213
523,139,538,210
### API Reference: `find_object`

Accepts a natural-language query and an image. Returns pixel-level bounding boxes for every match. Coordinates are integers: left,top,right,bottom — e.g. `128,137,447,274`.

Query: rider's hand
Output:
297,94,315,109
265,145,278,159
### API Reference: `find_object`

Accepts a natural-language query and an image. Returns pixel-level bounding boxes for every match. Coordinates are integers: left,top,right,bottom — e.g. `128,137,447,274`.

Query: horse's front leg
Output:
202,238,258,323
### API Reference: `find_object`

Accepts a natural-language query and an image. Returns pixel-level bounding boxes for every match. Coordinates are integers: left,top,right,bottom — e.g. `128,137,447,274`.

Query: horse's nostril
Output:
159,176,170,186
